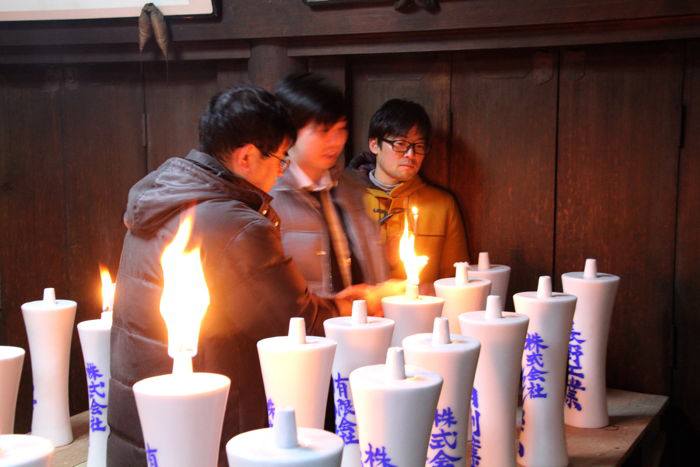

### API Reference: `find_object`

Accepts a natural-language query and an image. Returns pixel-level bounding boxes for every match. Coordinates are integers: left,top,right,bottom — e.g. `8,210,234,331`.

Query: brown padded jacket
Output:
107,150,338,466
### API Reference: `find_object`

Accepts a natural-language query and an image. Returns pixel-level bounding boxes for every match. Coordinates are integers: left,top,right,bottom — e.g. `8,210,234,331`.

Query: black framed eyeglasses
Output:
380,138,429,156
262,150,291,170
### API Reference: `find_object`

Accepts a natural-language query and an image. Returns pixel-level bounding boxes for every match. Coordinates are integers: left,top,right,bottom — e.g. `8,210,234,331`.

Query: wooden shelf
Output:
50,388,668,467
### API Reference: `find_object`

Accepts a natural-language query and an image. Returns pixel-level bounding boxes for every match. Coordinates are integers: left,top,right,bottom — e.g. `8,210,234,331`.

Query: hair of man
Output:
275,72,347,130
368,98,432,144
198,85,296,163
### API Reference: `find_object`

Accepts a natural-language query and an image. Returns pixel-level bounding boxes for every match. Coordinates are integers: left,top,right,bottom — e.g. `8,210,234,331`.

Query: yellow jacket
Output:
348,159,468,286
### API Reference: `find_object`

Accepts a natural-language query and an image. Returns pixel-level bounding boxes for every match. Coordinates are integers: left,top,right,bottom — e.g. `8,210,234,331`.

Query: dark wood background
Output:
0,1,698,464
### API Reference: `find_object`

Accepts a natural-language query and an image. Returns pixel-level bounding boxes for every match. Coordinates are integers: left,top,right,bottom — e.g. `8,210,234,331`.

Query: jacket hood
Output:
124,150,270,235
347,151,376,177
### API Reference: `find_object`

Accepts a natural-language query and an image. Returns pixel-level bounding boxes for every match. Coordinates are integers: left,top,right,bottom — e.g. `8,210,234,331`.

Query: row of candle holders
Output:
0,254,619,467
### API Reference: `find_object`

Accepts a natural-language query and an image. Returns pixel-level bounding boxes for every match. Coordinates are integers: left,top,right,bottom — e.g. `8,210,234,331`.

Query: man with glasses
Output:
108,85,366,466
271,72,389,297
349,98,468,292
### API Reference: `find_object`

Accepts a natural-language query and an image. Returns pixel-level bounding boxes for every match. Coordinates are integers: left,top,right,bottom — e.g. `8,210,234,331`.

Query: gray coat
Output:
108,150,338,467
270,167,389,296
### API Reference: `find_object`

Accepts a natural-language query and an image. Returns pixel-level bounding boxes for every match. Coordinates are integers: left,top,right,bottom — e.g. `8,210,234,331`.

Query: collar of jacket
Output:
348,151,426,199
186,150,273,213
273,163,340,192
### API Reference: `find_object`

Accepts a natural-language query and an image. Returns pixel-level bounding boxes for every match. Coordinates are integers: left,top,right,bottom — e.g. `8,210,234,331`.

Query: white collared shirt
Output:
288,160,334,192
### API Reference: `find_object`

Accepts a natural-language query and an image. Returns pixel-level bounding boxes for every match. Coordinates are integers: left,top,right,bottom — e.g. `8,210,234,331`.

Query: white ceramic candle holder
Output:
459,295,529,467
0,434,54,467
514,276,576,467
77,315,112,467
350,347,442,467
381,295,444,347
323,301,394,467
226,407,343,467
257,317,336,429
21,288,76,446
434,262,491,334
467,253,511,304
0,346,25,434
403,317,480,467
562,258,620,428
133,372,230,467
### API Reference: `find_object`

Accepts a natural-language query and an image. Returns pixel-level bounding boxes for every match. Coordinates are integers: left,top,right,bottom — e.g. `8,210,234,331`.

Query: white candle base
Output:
468,258,511,304
257,319,336,429
21,290,76,446
0,347,25,434
226,408,343,467
562,260,620,428
403,318,481,467
0,434,54,467
133,372,231,467
324,312,394,466
77,319,112,467
434,277,491,334
381,295,444,346
459,305,529,467
350,348,443,467
514,277,576,467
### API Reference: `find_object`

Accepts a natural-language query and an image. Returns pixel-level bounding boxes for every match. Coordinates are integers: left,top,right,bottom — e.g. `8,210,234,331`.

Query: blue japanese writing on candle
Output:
266,398,275,427
145,443,159,467
565,325,586,411
333,372,359,445
518,408,525,458
522,332,548,400
428,406,462,467
362,443,397,467
85,362,108,432
470,388,482,467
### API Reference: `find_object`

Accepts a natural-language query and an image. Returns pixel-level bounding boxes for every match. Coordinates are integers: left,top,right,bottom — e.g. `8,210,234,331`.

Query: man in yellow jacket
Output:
348,99,468,293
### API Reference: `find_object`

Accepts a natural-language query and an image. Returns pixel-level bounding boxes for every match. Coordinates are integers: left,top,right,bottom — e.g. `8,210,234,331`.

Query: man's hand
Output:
335,280,408,317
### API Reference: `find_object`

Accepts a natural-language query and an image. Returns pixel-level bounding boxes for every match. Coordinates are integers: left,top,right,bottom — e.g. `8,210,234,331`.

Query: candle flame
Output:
159,209,210,363
399,207,428,288
99,264,115,313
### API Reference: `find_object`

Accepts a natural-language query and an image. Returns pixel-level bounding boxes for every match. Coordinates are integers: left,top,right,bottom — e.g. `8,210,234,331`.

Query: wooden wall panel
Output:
145,62,220,171
60,64,146,415
350,54,451,186
556,43,683,394
673,40,700,446
0,66,68,432
145,60,249,170
451,49,558,305
1,1,698,48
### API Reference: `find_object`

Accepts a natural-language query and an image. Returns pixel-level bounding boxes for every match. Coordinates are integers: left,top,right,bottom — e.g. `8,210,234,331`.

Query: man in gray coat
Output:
108,86,359,466
271,73,389,297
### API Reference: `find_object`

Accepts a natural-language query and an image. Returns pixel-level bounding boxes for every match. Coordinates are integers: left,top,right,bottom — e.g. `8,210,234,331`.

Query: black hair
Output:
198,85,296,162
275,72,347,129
368,99,432,143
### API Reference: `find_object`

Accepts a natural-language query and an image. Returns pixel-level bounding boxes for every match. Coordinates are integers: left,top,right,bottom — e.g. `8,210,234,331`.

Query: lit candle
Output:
99,265,115,323
77,265,116,467
158,212,210,375
132,209,230,467
399,207,428,300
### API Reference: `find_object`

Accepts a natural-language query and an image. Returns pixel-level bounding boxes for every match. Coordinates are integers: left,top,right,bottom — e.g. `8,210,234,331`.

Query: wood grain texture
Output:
0,66,68,432
672,39,700,452
144,61,221,171
556,42,683,395
350,53,451,186
450,49,558,307
60,64,146,416
0,1,698,47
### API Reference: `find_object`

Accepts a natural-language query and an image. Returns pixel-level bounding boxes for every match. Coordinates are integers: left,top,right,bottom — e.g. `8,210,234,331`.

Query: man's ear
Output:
226,144,255,176
368,138,380,155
